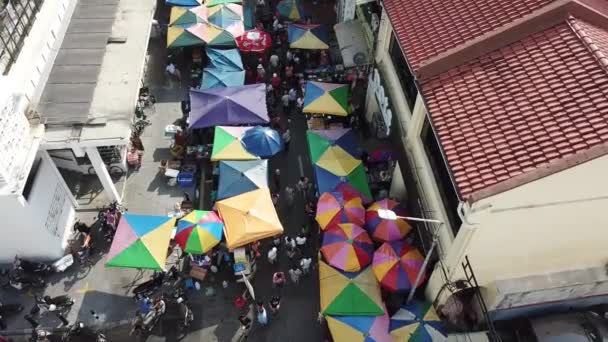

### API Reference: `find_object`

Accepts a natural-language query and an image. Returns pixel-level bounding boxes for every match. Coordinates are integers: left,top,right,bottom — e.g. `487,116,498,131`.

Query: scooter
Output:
132,266,180,300
6,271,45,291
61,322,107,342
176,296,193,330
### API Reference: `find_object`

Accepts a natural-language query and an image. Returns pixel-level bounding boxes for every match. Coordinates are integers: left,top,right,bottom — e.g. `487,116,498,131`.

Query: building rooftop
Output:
383,0,608,200
382,0,556,69
39,0,155,147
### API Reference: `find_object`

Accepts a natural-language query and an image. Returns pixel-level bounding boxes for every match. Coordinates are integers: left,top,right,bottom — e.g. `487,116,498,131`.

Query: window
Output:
0,0,44,75
421,118,462,235
388,33,417,109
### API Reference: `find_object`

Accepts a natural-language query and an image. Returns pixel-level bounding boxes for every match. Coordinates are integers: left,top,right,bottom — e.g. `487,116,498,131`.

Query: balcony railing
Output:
0,0,44,75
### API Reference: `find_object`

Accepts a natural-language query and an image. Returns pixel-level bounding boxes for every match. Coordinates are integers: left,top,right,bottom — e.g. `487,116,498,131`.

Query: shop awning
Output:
334,20,370,68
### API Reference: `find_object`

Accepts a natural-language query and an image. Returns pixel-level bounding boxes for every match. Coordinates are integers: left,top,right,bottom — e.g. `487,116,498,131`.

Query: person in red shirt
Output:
271,73,281,99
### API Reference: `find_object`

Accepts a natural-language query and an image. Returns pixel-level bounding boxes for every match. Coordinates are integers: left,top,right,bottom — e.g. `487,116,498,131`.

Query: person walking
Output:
272,271,286,289
296,232,307,252
273,169,281,191
288,266,302,284
269,295,281,315
296,177,306,197
300,256,312,274
267,246,278,264
282,128,291,152
281,91,289,114
256,301,269,326
238,314,252,339
284,185,295,209
288,87,297,111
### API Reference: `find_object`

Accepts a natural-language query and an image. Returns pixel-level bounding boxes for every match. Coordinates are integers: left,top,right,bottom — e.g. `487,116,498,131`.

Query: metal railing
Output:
0,0,44,75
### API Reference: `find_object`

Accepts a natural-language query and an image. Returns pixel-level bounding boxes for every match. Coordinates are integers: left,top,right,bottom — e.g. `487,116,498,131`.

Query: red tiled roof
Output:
421,19,608,199
382,0,557,68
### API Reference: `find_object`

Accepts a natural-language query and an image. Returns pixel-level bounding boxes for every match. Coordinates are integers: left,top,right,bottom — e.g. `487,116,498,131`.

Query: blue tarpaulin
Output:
166,0,201,7
206,47,243,71
202,68,245,89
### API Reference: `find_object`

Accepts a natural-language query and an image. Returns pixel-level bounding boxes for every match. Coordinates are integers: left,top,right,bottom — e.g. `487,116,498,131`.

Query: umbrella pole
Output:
406,224,441,304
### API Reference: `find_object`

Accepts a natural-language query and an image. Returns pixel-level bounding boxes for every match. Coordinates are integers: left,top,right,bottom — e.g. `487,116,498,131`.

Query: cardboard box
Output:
189,266,207,281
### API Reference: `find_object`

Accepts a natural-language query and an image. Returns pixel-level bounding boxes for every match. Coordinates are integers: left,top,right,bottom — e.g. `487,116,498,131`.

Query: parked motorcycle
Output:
13,257,53,275
0,301,24,330
61,322,106,342
176,296,193,330
34,295,74,313
132,266,180,300
5,271,45,291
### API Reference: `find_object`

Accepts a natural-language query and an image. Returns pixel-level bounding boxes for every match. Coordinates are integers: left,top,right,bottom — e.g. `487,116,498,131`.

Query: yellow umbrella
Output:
316,146,361,176
216,188,283,250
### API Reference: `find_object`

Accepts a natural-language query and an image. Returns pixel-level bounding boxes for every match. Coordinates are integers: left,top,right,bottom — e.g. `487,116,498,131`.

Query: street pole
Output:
376,209,444,304
406,224,441,304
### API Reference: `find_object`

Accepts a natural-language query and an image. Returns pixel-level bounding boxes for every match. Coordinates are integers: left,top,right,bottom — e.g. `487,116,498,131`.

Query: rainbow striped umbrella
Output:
321,223,373,272
372,241,425,293
327,305,394,342
316,191,365,230
366,199,412,242
390,301,447,342
174,210,224,254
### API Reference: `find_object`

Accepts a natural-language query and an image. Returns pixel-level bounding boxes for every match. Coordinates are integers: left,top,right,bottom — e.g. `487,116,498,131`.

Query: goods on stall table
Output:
189,265,208,280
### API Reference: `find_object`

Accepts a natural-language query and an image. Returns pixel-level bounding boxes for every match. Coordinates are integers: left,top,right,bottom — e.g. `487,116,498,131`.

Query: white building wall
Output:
0,0,76,192
0,152,74,261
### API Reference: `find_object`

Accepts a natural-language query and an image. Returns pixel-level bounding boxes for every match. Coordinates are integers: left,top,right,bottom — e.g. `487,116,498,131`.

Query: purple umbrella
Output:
189,84,269,129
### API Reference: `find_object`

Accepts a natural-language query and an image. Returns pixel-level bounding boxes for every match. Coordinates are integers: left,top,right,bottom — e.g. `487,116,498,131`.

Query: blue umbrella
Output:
202,67,245,89
206,47,243,71
166,0,201,6
241,127,284,158
218,160,268,200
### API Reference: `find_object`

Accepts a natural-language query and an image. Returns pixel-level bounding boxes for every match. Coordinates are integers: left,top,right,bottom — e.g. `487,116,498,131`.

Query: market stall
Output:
276,0,306,21
287,23,330,50
210,126,259,161
217,160,268,200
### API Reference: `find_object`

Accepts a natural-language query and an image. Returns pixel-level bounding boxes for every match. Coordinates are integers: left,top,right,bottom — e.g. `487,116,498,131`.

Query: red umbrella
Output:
236,29,272,53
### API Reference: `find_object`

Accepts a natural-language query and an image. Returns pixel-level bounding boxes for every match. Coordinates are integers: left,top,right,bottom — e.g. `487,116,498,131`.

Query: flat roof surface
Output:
38,0,119,125
41,0,155,146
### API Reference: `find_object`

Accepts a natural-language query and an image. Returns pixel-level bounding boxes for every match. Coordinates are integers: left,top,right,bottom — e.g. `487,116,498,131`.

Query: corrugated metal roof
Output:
37,0,119,125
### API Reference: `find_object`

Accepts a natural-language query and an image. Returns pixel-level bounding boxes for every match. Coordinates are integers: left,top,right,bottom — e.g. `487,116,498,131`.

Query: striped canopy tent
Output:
288,23,330,49
211,126,259,161
303,81,351,116
168,23,235,48
276,0,306,20
207,4,245,37
207,0,241,7
169,6,208,26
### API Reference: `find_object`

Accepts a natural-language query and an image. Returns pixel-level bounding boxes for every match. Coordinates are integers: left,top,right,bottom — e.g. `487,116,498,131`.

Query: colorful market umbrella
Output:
320,261,383,316
166,0,202,7
321,223,373,272
202,67,245,88
315,164,372,200
206,47,243,71
390,301,447,342
169,6,208,26
366,199,412,242
206,0,241,7
167,26,206,48
236,29,272,53
106,214,176,270
334,182,372,205
207,4,244,37
174,210,224,254
216,188,284,250
276,0,306,20
187,22,236,47
372,241,425,293
218,160,268,199
288,23,330,49
211,126,258,161
303,81,351,116
189,84,268,128
326,306,394,342
316,191,365,229
307,128,360,160
241,126,284,158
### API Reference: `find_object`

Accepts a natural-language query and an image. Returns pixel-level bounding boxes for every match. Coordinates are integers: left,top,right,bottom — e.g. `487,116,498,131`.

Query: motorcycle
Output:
34,295,74,313
132,266,180,300
6,271,45,290
61,322,106,342
13,257,53,275
0,301,24,330
176,296,193,330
